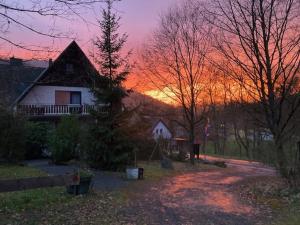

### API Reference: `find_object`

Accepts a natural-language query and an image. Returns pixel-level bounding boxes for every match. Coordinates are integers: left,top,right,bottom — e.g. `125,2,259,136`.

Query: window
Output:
66,64,74,74
55,91,70,105
70,91,81,105
55,91,81,105
160,129,163,134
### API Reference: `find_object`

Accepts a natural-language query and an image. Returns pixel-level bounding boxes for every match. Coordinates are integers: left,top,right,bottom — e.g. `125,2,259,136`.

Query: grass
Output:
237,175,300,225
0,187,72,213
0,163,72,214
138,160,218,180
0,164,47,179
274,200,300,225
138,161,175,180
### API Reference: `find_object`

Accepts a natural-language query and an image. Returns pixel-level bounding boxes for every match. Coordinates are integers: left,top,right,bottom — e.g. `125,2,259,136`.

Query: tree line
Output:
139,0,300,181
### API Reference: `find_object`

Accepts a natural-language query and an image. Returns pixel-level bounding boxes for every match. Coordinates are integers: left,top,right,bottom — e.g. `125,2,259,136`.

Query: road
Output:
120,157,276,225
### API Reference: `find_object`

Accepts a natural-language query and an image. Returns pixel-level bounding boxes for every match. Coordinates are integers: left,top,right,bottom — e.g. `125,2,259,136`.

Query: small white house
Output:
152,119,173,140
13,41,107,119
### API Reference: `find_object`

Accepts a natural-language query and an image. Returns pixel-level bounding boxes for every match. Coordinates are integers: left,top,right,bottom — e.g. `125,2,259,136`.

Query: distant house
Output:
13,41,107,120
0,57,45,106
152,119,173,140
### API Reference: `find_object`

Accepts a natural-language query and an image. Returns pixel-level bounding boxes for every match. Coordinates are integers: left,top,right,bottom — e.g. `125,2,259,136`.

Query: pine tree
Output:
84,0,133,170
93,0,131,114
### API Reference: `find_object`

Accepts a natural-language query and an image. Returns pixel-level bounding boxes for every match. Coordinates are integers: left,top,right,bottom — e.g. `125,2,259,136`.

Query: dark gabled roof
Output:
14,41,102,106
37,41,99,86
0,63,44,106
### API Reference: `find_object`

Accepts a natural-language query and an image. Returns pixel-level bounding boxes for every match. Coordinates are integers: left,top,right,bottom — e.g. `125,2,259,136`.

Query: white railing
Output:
16,104,107,116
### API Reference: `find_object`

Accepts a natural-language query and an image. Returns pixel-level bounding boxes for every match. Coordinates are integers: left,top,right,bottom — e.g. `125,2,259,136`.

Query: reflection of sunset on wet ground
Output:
121,159,275,225
161,171,251,215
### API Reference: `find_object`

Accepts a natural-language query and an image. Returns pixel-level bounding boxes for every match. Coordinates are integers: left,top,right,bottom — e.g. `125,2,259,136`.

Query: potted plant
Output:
126,148,144,180
67,169,93,195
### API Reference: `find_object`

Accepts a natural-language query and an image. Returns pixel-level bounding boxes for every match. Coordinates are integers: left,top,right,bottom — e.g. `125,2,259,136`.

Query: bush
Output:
81,119,134,171
134,139,158,161
25,122,50,159
48,116,80,164
0,108,26,162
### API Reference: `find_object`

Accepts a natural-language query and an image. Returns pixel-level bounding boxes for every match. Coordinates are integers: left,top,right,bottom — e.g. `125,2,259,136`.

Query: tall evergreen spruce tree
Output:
84,0,133,170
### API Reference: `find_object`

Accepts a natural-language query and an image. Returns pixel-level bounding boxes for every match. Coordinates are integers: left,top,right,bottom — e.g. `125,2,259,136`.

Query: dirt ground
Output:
119,158,276,225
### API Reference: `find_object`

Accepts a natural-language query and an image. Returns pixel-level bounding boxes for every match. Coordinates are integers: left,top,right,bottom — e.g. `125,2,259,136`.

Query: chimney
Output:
10,57,23,66
49,58,53,67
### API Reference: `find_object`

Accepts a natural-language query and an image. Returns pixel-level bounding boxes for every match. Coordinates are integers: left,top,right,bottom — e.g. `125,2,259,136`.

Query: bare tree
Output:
0,0,106,51
139,0,211,164
205,0,300,176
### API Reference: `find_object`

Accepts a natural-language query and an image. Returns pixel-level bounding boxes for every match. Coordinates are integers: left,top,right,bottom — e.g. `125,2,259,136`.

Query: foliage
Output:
0,108,26,162
79,169,94,178
48,116,80,164
85,0,134,171
92,0,131,111
135,139,158,161
25,122,50,159
82,116,134,171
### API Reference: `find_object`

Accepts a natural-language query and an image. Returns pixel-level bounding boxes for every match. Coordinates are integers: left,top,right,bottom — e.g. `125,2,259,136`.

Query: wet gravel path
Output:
120,159,276,225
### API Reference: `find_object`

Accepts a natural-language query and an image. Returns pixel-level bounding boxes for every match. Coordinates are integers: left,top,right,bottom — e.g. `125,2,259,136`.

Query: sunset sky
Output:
0,0,182,99
2,0,178,59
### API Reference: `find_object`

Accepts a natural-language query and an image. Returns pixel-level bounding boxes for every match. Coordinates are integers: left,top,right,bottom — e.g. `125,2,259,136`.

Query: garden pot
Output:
66,176,92,195
126,168,139,180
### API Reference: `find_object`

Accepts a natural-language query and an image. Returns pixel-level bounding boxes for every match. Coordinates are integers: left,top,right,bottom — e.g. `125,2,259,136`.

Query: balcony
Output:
16,104,107,117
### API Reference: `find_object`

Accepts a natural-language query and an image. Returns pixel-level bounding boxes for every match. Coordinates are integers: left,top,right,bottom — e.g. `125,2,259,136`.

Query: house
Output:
0,57,45,106
13,41,107,119
152,119,173,140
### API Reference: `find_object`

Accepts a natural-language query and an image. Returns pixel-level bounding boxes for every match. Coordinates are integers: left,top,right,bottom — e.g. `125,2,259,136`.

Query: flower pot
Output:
67,176,92,195
126,168,139,180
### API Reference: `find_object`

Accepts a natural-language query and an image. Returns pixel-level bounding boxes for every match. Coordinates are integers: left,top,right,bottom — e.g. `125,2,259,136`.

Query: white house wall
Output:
20,85,95,105
153,121,172,140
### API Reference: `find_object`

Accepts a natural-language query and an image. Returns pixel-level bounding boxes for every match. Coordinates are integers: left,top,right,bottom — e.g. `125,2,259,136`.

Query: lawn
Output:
0,163,126,225
274,200,300,225
236,175,300,225
0,164,47,179
0,164,73,215
138,160,218,180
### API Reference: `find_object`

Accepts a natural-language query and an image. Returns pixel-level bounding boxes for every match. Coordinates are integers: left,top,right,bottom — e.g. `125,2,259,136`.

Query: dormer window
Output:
66,63,74,74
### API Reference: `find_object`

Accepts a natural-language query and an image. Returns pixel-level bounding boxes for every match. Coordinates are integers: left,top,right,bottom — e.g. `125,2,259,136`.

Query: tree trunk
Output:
189,126,195,165
275,140,288,178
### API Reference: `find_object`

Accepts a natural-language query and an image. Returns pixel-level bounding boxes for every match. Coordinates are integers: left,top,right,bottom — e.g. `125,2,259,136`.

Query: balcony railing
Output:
16,104,107,116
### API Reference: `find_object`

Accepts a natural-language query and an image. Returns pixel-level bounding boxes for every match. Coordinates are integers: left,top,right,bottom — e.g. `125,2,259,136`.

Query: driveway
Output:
120,157,276,225
26,159,129,191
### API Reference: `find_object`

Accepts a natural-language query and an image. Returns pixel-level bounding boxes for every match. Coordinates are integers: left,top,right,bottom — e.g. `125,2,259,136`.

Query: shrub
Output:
25,122,50,159
48,116,80,164
0,108,26,162
81,118,134,171
134,139,158,161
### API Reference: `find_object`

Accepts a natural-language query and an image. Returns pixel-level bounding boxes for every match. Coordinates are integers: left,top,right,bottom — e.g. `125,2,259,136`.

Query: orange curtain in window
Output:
55,91,70,105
